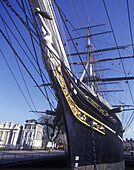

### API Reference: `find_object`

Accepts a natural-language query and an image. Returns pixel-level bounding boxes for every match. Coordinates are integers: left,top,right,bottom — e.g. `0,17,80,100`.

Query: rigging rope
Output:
24,0,33,21
0,1,57,102
126,0,134,75
1,14,38,114
78,0,87,28
0,49,40,117
23,0,53,110
16,0,37,32
72,0,86,35
103,0,134,131
53,3,77,77
68,0,86,44
1,0,39,38
0,1,37,61
1,0,75,93
69,0,80,34
53,0,90,80
83,0,89,20
0,28,55,109
124,115,134,136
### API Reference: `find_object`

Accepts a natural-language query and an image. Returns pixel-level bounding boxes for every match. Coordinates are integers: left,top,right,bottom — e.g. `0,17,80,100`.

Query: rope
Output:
0,13,57,102
72,0,86,35
0,49,40,117
25,0,53,110
16,0,36,30
126,0,134,74
1,14,38,114
0,28,55,109
78,0,87,28
103,0,134,132
91,124,97,170
53,0,90,80
1,0,39,38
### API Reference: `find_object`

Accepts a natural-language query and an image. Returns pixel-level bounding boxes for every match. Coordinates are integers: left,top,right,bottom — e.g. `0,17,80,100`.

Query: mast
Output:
87,20,92,79
80,20,93,84
87,20,97,93
79,20,100,97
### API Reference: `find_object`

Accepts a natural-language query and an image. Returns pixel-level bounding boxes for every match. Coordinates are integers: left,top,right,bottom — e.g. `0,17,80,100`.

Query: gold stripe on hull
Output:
55,67,105,135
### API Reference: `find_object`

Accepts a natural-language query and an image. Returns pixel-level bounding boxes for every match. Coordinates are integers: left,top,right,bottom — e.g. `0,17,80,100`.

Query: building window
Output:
25,132,27,138
23,140,26,145
0,131,3,140
31,125,35,129
9,123,11,128
29,132,32,138
25,125,31,129
2,132,8,145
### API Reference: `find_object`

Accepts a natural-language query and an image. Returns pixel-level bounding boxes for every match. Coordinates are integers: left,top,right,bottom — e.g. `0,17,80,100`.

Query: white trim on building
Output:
0,122,22,149
20,119,43,149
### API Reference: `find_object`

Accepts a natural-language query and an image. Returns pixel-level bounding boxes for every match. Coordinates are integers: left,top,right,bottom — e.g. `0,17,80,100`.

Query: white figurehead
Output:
35,8,60,71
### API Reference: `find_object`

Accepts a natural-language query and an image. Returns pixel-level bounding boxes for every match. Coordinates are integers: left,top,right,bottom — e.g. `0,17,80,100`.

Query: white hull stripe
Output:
105,125,123,141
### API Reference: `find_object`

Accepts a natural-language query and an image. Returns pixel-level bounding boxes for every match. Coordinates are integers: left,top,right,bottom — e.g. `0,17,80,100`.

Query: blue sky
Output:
0,0,134,139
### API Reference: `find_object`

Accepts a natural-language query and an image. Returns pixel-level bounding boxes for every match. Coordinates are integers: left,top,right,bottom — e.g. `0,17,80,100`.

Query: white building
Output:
0,122,22,149
20,119,43,149
46,141,56,149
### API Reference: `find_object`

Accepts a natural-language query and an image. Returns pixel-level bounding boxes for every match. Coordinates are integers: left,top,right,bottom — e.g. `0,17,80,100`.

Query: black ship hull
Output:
63,103,124,169
55,66,124,169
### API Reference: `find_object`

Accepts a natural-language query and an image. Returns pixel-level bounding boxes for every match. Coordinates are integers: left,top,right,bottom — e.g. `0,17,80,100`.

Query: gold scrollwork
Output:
55,67,105,135
76,112,87,122
92,121,105,133
77,83,116,123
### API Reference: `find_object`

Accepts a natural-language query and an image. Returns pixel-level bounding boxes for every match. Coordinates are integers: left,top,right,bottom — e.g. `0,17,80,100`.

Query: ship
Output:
1,0,134,169
31,0,124,169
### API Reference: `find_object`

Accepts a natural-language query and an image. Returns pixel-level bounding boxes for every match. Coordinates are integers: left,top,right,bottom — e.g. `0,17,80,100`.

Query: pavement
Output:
0,150,67,168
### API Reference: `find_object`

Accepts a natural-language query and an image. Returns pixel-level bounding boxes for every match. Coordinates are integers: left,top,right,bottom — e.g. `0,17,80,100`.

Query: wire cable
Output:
53,0,90,80
0,14,56,102
126,0,134,74
0,28,55,109
0,5,57,102
103,0,134,131
0,49,40,117
22,0,53,110
1,13,38,114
